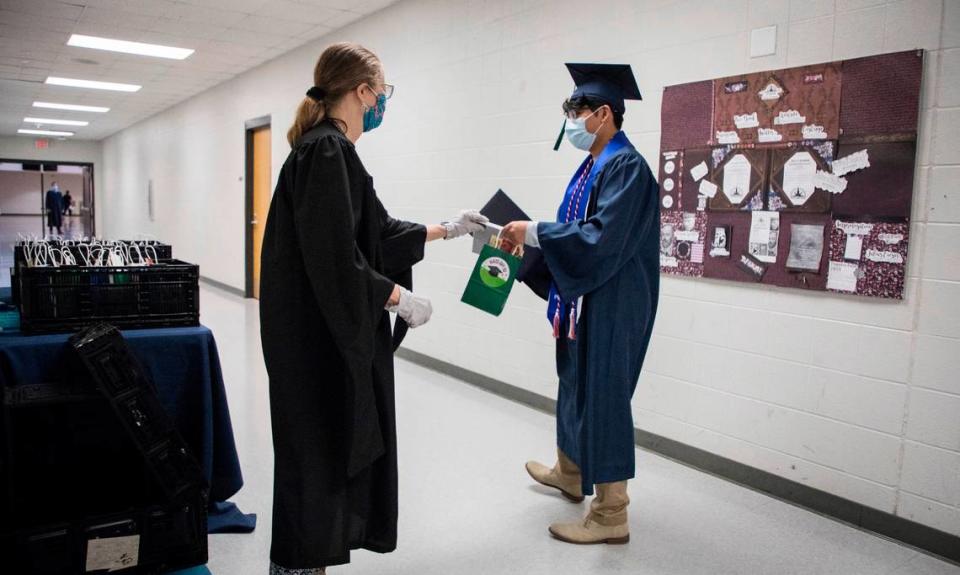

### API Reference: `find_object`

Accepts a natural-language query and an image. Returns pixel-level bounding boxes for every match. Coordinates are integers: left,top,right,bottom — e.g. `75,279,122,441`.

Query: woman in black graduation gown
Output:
260,43,486,574
45,181,63,236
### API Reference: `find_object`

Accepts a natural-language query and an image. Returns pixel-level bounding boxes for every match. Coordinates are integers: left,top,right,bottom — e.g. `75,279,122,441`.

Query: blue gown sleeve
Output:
537,153,657,302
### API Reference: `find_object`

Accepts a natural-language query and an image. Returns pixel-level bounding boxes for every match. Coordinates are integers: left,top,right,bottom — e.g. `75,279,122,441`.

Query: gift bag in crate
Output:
460,234,523,316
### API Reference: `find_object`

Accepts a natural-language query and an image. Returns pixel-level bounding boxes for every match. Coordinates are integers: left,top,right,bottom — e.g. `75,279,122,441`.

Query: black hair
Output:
562,95,624,130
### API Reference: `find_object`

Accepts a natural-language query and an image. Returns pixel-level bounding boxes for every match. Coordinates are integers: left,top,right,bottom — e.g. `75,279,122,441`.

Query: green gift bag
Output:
461,235,523,316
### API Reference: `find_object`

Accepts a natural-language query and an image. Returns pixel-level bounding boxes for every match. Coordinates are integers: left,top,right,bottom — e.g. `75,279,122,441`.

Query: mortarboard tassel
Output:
568,306,577,340
553,307,561,339
552,119,567,151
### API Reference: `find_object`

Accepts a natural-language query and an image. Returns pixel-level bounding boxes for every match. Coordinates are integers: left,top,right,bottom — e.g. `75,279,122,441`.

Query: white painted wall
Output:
0,136,103,231
100,0,960,536
0,171,84,214
0,171,43,214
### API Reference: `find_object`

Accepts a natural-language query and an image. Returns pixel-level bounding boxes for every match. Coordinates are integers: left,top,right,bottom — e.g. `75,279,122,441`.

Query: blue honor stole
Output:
547,131,633,339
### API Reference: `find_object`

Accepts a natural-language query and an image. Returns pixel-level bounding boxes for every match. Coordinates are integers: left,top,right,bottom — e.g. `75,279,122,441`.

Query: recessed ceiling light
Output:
46,76,141,92
33,102,110,113
18,128,74,137
24,117,90,127
68,34,194,60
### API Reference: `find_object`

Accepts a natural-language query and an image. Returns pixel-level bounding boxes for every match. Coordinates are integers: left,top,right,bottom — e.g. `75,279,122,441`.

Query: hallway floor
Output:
193,285,960,574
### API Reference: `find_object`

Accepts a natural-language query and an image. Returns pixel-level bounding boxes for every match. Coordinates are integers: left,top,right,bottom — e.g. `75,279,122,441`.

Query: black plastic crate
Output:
69,324,206,503
6,491,208,574
0,324,208,573
11,242,173,307
17,260,199,334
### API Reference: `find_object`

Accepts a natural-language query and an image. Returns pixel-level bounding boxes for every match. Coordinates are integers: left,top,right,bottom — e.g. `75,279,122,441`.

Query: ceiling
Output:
0,0,395,140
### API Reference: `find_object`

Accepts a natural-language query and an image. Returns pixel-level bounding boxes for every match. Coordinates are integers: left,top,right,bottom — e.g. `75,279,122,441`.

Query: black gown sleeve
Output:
292,136,396,475
376,196,427,277
374,196,427,350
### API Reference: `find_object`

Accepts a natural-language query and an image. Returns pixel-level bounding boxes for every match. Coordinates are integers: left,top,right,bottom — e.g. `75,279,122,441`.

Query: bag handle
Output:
128,243,145,266
23,241,34,267
78,244,91,266
60,247,77,266
144,245,158,265
36,243,50,267
49,246,63,268
93,246,107,267
109,246,126,267
491,230,503,249
489,230,524,258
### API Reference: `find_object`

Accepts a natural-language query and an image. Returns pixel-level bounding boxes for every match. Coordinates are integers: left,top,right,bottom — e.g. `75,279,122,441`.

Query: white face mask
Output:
564,109,603,151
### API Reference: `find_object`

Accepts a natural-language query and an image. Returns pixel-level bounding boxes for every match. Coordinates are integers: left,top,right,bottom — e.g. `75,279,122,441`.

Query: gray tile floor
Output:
201,285,960,574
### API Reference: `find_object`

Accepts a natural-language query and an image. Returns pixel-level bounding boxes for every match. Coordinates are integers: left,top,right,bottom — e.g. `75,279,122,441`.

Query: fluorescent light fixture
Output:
24,117,89,127
18,128,74,137
68,34,194,60
46,76,141,92
33,101,110,113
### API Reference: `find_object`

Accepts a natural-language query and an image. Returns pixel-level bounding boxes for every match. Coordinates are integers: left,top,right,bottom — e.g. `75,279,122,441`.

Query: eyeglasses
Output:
364,83,395,100
565,109,590,121
564,105,606,120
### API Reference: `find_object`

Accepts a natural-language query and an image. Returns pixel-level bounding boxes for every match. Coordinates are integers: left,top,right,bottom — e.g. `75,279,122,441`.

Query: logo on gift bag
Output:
479,257,511,288
461,232,523,317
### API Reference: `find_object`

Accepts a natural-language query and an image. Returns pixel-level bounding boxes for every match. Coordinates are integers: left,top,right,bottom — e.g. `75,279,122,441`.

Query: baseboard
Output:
199,276,246,298
395,347,960,566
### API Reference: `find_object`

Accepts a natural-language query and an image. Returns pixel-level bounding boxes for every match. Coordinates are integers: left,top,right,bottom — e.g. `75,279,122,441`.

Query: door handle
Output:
251,219,258,225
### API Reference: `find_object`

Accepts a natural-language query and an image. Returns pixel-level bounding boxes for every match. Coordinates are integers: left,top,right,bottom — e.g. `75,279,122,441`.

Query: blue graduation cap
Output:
566,62,642,113
554,63,642,150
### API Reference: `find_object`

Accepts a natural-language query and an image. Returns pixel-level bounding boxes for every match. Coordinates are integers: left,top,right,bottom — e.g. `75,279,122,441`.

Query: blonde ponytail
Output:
287,42,382,147
287,97,326,147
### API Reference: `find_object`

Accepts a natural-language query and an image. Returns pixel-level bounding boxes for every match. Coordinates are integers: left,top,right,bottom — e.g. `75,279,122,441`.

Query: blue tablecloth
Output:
0,326,256,534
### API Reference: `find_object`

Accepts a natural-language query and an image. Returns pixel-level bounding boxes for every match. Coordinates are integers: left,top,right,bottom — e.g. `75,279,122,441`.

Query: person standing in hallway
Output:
501,63,660,545
44,181,63,237
62,189,73,216
259,42,486,575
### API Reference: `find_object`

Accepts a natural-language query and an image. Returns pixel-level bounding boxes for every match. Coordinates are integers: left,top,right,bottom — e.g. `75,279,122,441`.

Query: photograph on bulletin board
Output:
657,49,923,300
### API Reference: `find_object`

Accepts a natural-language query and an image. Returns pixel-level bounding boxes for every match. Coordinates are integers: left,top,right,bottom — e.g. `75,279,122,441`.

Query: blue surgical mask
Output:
362,91,387,132
564,109,602,151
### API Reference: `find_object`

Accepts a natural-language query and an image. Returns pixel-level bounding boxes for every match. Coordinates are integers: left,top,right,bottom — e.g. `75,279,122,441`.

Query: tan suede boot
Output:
548,480,630,544
525,448,585,502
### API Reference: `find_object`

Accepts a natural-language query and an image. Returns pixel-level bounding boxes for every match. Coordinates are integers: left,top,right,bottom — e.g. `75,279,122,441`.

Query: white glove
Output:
442,210,489,240
386,286,433,328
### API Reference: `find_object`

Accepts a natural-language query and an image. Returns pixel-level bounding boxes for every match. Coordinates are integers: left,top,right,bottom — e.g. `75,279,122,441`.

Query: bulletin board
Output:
657,50,923,299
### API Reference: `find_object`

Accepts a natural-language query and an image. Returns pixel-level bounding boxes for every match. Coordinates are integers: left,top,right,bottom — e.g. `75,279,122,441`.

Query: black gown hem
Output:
272,539,397,569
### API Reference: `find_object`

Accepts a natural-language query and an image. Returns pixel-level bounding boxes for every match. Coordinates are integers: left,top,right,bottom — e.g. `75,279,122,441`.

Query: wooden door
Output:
251,126,271,299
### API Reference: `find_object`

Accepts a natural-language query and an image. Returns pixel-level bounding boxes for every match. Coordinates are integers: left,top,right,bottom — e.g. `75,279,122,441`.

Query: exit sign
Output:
34,139,49,149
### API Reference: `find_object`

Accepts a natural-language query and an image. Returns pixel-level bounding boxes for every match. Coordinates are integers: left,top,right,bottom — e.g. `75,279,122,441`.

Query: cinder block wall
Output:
101,0,960,536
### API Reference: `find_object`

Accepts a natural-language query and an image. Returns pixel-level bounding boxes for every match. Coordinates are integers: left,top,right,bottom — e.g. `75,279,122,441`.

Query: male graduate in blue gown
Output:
501,63,660,545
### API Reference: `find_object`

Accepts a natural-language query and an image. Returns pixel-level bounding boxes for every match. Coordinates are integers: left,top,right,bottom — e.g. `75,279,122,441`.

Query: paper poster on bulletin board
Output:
657,49,923,299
